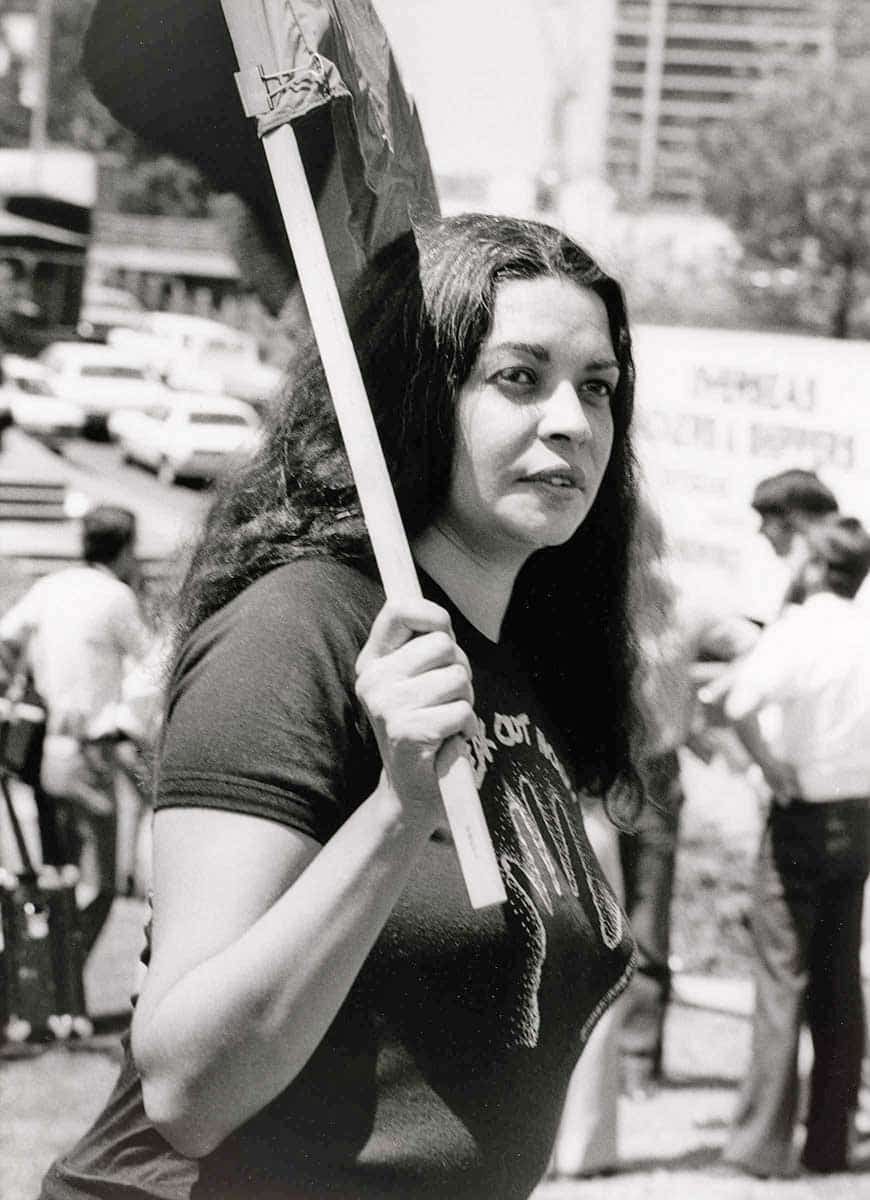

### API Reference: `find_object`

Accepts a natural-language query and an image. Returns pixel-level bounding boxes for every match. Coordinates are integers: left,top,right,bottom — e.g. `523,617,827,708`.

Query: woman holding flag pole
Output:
42,3,642,1196
41,213,642,1199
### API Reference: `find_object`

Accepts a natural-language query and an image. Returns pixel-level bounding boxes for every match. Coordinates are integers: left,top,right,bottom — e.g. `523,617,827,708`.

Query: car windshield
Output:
188,412,251,426
14,377,54,397
84,289,141,311
79,365,148,380
203,339,253,357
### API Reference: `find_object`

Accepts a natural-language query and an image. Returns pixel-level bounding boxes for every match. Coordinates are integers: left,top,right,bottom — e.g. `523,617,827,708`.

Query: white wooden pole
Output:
219,0,506,908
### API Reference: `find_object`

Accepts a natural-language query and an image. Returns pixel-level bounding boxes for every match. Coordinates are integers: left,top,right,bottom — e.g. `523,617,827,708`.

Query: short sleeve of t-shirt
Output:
156,559,383,844
723,607,806,721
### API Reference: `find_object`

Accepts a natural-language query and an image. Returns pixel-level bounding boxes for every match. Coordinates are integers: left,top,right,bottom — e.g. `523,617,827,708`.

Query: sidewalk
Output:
2,897,868,1200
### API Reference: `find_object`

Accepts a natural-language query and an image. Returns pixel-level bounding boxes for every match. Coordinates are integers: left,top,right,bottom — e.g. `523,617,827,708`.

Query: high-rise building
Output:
606,0,836,204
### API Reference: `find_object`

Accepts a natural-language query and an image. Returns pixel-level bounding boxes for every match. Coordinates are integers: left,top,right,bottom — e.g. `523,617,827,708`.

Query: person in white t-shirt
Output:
0,505,150,958
709,514,870,1178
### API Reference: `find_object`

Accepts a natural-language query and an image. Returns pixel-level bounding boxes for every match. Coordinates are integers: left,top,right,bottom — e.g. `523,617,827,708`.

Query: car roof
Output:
144,313,253,340
162,393,259,419
2,354,50,381
40,341,152,368
82,285,142,310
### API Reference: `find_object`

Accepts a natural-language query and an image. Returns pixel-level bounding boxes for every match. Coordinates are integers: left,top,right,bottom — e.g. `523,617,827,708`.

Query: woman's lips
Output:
520,467,584,490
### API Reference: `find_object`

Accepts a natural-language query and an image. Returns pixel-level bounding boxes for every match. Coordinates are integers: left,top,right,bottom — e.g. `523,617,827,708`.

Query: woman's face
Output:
441,275,618,570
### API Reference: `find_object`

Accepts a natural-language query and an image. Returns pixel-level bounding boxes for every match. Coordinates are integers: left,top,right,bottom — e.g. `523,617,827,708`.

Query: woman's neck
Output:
412,524,522,642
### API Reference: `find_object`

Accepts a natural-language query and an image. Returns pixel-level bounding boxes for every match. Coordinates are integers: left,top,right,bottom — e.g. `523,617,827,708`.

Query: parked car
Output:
76,284,144,342
0,354,86,444
109,393,261,485
38,341,168,439
108,313,281,409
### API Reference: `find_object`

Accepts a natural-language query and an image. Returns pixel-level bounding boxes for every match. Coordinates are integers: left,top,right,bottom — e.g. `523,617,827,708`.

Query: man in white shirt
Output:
0,506,150,960
713,514,870,1178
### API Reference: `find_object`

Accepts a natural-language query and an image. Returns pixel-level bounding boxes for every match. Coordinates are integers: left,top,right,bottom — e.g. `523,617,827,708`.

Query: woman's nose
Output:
538,379,591,443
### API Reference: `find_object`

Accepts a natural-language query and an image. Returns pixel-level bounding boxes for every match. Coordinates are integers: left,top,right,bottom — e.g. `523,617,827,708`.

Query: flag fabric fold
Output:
83,0,438,307
320,0,439,259
239,54,350,129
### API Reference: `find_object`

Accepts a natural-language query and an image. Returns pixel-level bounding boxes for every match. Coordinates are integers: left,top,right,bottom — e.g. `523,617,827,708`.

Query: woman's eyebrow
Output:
490,343,620,375
490,341,550,360
582,356,620,374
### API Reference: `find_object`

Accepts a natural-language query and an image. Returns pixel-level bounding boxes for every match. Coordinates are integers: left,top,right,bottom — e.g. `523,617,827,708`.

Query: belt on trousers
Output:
780,795,869,812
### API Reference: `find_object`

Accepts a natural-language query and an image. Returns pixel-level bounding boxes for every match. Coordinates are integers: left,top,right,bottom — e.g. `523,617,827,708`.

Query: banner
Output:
633,324,870,618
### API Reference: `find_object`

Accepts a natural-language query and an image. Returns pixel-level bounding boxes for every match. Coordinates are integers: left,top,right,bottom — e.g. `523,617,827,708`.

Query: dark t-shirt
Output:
43,559,635,1200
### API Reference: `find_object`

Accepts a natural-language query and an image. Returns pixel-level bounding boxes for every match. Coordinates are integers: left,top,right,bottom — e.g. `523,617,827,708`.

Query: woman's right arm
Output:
132,599,475,1159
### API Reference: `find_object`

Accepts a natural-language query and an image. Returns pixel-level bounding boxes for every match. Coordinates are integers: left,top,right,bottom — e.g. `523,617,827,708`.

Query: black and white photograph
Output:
1,2,869,1197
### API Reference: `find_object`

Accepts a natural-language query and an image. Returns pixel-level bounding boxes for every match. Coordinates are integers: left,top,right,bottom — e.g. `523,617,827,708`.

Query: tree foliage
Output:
115,155,212,217
698,59,870,337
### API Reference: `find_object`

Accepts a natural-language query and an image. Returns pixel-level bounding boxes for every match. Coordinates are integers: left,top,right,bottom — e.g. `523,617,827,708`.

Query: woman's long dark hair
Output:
173,213,641,812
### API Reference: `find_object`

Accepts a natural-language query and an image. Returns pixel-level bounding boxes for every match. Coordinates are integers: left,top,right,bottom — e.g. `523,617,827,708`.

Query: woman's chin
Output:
503,518,585,555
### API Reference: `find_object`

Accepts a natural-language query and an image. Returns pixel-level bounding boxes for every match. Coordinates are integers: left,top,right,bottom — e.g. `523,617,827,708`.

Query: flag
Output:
83,0,439,310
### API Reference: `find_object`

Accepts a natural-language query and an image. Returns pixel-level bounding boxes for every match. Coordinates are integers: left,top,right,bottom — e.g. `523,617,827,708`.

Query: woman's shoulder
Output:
169,558,384,713
247,552,376,595
195,557,384,657
248,557,383,610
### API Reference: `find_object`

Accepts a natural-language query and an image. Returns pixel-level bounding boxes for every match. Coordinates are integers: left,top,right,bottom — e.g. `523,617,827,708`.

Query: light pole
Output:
29,0,53,179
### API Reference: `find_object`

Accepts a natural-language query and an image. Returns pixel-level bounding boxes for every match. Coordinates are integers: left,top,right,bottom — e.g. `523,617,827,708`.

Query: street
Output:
59,434,212,554
62,436,212,516
0,429,213,569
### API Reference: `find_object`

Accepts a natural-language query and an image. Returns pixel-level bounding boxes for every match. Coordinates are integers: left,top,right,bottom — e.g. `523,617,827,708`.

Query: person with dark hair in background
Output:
750,469,839,561
704,513,870,1178
0,505,150,960
750,470,840,617
40,213,641,1200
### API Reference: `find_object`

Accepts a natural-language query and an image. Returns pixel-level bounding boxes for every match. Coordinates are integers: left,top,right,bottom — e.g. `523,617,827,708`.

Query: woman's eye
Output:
494,366,536,388
581,379,614,402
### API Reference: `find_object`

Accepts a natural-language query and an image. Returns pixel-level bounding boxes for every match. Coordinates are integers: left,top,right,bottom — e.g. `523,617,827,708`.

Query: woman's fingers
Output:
357,658,475,737
360,629,471,687
383,700,477,751
356,600,474,715
354,599,477,805
357,599,454,664
357,602,474,718
369,662,475,723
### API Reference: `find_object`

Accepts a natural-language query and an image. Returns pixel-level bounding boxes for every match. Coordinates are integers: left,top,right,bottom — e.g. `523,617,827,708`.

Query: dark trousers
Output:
725,798,870,1176
618,749,683,1080
19,720,65,868
55,803,118,957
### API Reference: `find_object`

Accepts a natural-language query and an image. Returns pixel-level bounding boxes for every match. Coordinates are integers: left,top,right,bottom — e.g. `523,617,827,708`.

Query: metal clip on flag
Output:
219,0,505,909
